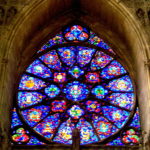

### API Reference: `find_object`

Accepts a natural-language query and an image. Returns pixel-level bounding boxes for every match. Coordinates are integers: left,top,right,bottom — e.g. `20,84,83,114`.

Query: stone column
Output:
72,128,80,150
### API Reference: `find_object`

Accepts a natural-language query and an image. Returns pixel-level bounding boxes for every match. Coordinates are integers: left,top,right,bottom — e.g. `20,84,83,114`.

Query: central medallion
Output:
63,81,89,101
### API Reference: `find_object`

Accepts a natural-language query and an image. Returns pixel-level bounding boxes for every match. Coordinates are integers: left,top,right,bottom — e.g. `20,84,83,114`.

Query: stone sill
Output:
12,144,142,150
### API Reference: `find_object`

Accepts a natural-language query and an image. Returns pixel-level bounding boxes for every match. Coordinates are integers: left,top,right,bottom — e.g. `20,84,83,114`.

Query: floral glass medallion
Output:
68,105,84,119
92,85,108,99
64,25,89,42
63,81,89,101
44,84,60,98
69,66,84,78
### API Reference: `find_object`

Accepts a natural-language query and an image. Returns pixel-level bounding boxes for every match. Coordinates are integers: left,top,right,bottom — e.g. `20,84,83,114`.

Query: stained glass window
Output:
11,24,141,146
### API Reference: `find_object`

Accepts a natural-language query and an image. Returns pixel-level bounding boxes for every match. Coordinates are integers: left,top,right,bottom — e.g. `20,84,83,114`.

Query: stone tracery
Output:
11,24,141,146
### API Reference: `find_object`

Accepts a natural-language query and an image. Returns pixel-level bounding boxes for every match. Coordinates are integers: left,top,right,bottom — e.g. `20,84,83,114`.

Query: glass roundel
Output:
12,24,140,146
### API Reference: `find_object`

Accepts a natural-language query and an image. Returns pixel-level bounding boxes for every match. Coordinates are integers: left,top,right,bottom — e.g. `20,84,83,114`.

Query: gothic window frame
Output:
11,22,142,149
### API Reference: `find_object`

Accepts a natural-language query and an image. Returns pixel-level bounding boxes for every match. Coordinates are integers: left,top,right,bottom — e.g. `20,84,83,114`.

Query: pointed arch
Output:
10,23,141,146
0,0,150,149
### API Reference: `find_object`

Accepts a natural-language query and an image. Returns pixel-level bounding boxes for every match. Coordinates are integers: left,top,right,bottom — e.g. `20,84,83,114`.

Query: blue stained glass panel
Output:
64,25,89,41
91,51,113,71
85,72,100,83
26,59,52,78
51,100,67,113
102,106,130,128
99,41,110,50
92,85,108,99
27,136,45,145
87,32,101,45
87,31,115,54
106,137,124,146
77,118,99,144
101,60,126,79
107,76,133,92
106,93,134,110
38,32,66,53
68,105,84,119
11,108,23,128
19,75,46,90
54,72,66,83
68,66,84,79
53,119,75,144
18,92,46,108
39,50,62,70
21,105,50,127
129,108,141,129
57,47,76,66
63,81,89,101
77,46,96,67
34,114,60,139
44,84,60,98
92,116,117,140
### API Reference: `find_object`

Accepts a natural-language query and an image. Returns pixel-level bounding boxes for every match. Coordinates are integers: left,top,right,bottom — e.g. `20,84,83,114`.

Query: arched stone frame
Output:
0,0,150,149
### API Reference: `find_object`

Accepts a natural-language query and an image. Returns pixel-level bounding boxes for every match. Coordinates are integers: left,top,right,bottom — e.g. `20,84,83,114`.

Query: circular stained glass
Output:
63,81,89,101
15,25,137,146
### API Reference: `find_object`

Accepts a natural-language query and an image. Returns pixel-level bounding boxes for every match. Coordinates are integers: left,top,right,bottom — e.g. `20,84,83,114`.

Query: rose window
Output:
11,24,141,146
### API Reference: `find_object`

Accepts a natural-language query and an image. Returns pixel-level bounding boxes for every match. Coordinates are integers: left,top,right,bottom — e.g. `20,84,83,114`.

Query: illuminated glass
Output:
77,118,99,144
54,72,66,83
58,47,76,66
101,60,126,79
91,51,113,70
26,59,52,78
63,81,89,101
38,32,66,53
11,24,141,146
39,50,62,70
77,46,95,67
85,100,101,113
86,72,100,83
51,100,67,112
44,84,60,98
12,128,30,143
34,114,60,140
53,119,75,144
92,85,108,99
64,25,89,42
19,75,46,90
18,92,46,108
69,66,84,78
